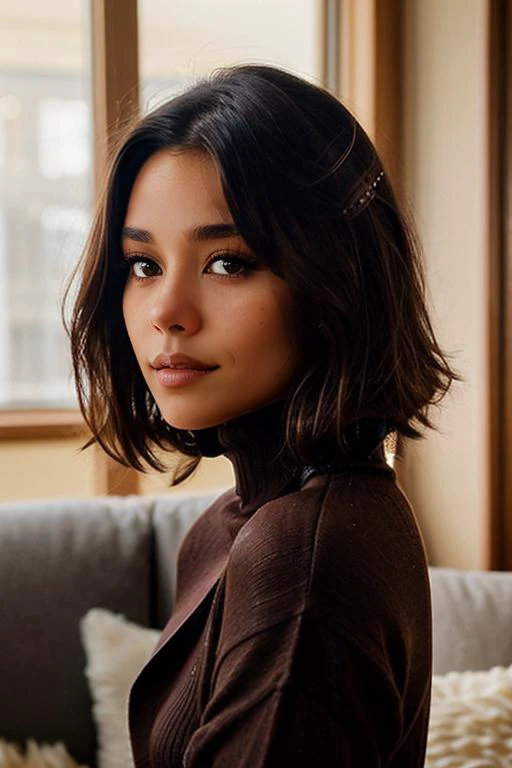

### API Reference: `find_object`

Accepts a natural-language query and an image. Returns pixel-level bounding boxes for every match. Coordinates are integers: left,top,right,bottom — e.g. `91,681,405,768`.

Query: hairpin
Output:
342,170,384,217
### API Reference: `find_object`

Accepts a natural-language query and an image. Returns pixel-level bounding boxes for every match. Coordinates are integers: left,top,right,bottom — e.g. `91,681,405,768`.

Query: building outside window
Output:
0,0,93,409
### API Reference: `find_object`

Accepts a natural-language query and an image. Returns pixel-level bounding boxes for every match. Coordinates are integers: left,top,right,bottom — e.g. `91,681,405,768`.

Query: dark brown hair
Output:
64,63,463,483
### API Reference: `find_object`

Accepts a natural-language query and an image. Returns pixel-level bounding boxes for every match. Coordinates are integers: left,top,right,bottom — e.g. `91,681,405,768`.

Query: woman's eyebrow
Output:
191,223,240,241
122,226,154,243
121,223,240,244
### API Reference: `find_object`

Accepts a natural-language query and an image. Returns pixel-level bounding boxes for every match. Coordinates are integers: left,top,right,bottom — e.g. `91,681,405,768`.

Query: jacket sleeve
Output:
182,508,407,767
183,615,405,767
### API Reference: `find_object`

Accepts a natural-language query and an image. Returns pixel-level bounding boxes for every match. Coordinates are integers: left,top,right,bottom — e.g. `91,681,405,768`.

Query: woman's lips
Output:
155,367,218,388
151,352,215,370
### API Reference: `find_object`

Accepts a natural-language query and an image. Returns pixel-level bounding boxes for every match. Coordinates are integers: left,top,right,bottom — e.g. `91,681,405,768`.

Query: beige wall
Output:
0,438,234,502
399,0,489,569
0,438,93,501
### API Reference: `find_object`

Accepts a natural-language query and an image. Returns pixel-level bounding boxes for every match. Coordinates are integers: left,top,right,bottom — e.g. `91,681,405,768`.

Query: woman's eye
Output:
124,256,160,279
207,254,257,277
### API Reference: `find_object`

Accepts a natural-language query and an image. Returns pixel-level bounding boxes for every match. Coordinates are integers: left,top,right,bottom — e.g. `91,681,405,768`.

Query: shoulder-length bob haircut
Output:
65,63,463,482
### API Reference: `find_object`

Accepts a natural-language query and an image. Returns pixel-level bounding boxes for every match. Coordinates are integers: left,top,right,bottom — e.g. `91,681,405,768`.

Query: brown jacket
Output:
128,409,432,767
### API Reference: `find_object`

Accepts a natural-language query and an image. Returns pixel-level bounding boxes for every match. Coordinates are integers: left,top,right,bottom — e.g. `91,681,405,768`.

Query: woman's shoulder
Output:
228,468,430,631
234,464,408,559
306,471,431,656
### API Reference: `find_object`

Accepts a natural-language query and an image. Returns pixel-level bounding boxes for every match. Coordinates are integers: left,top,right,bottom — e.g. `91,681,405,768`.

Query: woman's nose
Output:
149,274,202,335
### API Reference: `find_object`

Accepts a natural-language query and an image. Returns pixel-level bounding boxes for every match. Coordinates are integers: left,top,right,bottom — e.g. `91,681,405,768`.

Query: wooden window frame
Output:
487,0,512,569
338,0,404,185
0,410,87,441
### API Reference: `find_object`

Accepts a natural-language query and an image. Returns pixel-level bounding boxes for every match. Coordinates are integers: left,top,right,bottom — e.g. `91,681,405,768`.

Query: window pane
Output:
138,0,324,112
0,0,92,409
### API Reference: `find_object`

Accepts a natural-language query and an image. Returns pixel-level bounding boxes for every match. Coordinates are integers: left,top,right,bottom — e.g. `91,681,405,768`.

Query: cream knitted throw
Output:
426,664,512,767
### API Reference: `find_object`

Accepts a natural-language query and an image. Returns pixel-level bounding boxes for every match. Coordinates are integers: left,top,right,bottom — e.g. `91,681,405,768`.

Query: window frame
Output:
487,0,512,569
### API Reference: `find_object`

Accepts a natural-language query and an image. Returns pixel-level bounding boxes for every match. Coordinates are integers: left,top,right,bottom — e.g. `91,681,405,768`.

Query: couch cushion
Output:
0,496,153,768
429,566,512,674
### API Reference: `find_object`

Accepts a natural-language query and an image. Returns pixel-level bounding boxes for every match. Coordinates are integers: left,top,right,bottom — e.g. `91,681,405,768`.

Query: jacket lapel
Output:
151,551,227,656
128,547,229,763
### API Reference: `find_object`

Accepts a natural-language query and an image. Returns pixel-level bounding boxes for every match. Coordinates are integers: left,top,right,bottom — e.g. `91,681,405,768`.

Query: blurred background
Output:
0,0,509,572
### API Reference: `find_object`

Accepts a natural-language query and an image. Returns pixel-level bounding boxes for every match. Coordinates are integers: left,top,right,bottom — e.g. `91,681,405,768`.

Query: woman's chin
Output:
159,411,227,433
157,398,281,432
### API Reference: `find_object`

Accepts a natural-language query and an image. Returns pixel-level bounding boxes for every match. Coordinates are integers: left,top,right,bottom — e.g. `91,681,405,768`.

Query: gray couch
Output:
2,492,512,768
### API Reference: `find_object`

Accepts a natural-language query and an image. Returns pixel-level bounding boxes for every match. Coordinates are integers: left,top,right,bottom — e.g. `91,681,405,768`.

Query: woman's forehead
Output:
124,150,235,243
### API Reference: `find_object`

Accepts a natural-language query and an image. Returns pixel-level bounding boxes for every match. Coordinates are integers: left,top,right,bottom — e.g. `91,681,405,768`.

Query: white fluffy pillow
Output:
0,739,87,768
79,609,160,768
426,664,512,767
80,608,512,768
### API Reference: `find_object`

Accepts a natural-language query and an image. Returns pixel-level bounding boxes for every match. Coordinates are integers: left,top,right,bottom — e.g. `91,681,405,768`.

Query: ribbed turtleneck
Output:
190,400,391,517
191,400,297,516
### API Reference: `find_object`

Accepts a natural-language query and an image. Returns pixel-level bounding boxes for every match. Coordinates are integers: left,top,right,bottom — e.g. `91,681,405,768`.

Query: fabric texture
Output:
128,401,433,767
80,609,160,768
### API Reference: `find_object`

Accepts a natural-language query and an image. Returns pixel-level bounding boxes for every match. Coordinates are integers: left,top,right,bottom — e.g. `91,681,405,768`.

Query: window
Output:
138,0,324,112
0,0,93,410
38,98,90,179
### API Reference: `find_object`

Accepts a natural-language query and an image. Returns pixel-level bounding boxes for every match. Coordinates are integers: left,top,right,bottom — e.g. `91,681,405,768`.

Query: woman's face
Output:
122,149,299,431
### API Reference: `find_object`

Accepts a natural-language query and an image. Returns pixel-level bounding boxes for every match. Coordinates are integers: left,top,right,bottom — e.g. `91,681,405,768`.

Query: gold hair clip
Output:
342,170,384,217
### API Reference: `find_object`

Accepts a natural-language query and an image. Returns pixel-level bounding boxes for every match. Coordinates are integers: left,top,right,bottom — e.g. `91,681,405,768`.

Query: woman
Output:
66,64,461,766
